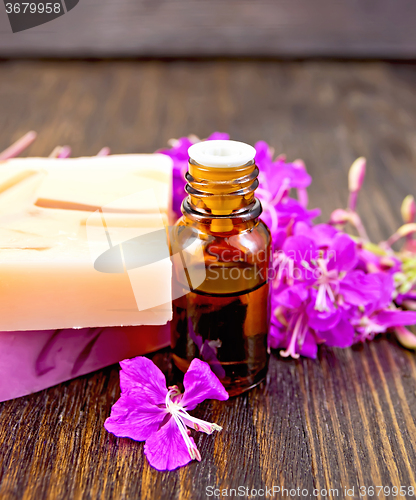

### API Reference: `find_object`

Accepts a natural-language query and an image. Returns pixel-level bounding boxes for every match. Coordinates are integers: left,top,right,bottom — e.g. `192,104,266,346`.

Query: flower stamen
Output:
165,385,222,460
280,314,302,359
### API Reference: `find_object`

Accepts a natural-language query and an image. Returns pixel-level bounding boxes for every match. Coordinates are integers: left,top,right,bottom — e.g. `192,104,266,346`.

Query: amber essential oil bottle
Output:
170,140,272,396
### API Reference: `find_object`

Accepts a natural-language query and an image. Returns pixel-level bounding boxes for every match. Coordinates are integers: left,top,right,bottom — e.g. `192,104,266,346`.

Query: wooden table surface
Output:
1,60,416,500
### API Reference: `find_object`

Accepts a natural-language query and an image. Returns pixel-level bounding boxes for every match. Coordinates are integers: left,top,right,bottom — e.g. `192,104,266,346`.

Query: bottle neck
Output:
182,159,262,233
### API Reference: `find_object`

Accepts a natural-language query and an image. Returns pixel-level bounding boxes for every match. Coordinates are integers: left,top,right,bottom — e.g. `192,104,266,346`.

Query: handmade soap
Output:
0,154,173,332
0,323,170,402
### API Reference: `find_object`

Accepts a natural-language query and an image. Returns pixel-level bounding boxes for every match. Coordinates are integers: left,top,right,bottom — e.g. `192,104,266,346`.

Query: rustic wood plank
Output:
1,60,416,499
2,1,416,58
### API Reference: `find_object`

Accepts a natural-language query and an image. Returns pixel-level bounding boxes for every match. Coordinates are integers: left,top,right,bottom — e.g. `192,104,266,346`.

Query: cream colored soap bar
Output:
0,154,173,332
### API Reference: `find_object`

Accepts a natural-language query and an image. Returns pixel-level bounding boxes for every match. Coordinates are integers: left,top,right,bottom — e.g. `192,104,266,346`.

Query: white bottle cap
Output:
188,140,256,168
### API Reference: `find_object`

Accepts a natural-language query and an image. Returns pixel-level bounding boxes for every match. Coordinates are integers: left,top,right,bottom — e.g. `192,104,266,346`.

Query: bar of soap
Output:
0,324,170,402
0,154,173,332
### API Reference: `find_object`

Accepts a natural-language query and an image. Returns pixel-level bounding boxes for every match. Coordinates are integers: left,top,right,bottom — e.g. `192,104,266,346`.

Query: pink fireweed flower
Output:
270,228,384,358
104,356,228,471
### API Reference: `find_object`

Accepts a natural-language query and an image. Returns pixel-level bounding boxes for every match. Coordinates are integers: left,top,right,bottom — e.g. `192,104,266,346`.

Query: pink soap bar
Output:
0,324,170,402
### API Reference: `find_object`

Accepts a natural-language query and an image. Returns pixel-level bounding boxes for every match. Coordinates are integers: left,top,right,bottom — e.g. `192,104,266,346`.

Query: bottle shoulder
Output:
172,216,271,252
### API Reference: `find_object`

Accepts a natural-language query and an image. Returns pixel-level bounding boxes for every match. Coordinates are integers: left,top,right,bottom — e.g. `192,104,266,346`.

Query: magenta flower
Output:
270,228,383,357
270,285,322,358
104,356,228,471
270,224,416,357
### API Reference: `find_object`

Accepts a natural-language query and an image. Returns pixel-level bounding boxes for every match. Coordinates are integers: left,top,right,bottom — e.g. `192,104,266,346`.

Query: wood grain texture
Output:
2,0,416,58
1,60,416,499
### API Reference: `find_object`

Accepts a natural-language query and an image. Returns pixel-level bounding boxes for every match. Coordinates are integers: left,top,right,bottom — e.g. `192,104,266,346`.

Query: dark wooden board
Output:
2,1,416,58
1,60,416,499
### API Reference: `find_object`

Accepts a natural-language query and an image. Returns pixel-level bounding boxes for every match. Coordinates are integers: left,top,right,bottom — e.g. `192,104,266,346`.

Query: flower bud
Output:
396,223,416,238
293,159,306,170
329,209,350,225
348,157,366,193
401,195,416,224
379,256,396,269
395,325,416,350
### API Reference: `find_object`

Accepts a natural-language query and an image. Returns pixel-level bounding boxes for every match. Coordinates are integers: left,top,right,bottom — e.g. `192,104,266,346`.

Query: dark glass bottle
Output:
170,140,271,396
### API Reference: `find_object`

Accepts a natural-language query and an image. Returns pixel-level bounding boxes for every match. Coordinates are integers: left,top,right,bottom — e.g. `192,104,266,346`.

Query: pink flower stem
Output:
351,211,370,242
0,131,37,160
386,228,416,248
348,191,358,212
385,234,399,248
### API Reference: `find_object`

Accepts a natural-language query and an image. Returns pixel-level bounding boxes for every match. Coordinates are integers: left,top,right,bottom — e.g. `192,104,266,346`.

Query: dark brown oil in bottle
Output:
171,280,269,396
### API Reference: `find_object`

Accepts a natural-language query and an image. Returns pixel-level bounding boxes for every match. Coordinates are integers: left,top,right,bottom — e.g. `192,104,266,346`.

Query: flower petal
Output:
320,316,355,348
328,233,357,272
206,132,230,141
181,359,229,411
255,140,274,167
340,271,381,306
294,223,338,248
268,161,312,189
269,322,287,349
104,393,167,441
299,331,318,358
119,356,168,406
373,272,395,311
283,235,316,266
276,199,320,229
307,305,340,331
275,284,309,309
373,309,416,328
144,418,195,471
